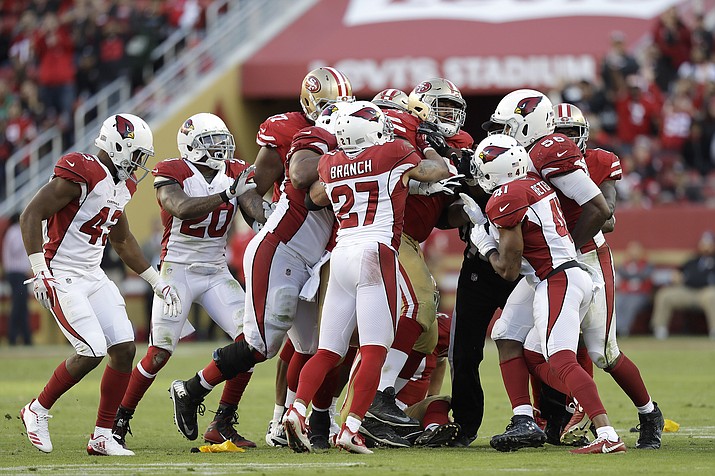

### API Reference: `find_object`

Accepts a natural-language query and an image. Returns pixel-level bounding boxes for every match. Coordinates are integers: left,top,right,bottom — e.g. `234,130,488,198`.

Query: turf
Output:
1,337,714,475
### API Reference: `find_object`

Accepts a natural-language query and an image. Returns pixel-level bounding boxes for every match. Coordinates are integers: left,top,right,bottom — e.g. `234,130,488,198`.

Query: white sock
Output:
292,401,307,417
596,425,619,442
93,426,112,438
345,416,361,433
30,400,49,413
394,377,409,393
377,349,409,392
197,371,214,391
329,398,338,417
285,388,296,406
513,404,534,418
637,400,655,414
272,404,284,422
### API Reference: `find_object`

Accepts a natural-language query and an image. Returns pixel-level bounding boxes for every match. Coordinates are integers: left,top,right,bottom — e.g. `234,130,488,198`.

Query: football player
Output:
19,114,180,456
168,69,354,444
283,100,450,454
464,134,626,454
113,113,264,448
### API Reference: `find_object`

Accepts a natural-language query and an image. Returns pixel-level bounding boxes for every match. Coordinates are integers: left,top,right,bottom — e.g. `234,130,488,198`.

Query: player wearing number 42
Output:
18,113,181,456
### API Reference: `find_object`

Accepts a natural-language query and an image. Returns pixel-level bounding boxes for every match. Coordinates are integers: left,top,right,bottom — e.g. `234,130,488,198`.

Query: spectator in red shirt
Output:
652,6,692,92
615,75,661,147
659,78,696,151
5,101,37,150
616,241,654,336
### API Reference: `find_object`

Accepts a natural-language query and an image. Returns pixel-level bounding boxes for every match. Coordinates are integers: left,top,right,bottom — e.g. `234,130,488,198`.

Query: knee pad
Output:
213,340,261,380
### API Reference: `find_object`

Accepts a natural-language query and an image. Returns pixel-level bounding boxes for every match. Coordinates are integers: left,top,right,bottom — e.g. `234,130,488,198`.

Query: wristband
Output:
219,190,230,203
484,248,498,260
139,267,161,288
28,252,49,275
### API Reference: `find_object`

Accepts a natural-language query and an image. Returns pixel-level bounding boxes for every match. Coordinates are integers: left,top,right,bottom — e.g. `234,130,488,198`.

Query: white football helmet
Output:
372,88,409,111
408,78,466,137
300,67,354,122
486,89,555,147
334,101,394,154
553,103,590,153
95,113,154,182
315,99,354,135
177,113,235,170
472,134,529,193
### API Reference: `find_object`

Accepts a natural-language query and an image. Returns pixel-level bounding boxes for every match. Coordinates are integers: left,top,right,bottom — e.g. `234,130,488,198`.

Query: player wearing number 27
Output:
282,101,450,454
19,114,181,456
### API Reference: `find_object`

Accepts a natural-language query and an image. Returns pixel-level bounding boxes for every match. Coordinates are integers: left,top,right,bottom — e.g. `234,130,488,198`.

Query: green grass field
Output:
1,337,714,475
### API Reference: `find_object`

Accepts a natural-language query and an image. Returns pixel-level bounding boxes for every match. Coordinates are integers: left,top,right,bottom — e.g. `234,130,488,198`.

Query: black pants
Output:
449,253,517,439
7,272,31,345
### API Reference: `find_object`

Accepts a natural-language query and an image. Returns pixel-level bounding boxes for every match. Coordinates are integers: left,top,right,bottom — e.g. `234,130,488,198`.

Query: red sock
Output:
220,371,252,407
499,356,532,409
548,351,606,419
391,318,423,354
576,345,593,378
121,346,169,411
279,338,295,364
606,353,650,407
348,345,387,419
398,350,427,380
37,360,80,409
313,365,340,410
523,349,570,395
96,365,131,428
287,352,313,393
201,360,225,387
422,399,450,428
295,349,341,405
530,375,542,413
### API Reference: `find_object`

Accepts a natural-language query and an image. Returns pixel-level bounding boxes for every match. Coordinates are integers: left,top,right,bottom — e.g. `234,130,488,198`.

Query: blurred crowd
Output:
558,7,715,208
0,0,214,196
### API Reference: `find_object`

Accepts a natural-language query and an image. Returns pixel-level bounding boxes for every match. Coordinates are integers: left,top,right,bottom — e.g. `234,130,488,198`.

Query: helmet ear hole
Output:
115,143,122,152
521,125,529,137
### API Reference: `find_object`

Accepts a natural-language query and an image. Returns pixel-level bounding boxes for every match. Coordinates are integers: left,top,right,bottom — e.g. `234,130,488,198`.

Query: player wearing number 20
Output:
19,113,181,456
114,113,262,450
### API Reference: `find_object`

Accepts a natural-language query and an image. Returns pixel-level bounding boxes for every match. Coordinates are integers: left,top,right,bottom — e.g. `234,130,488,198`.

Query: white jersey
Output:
152,158,248,265
44,152,136,274
317,140,420,251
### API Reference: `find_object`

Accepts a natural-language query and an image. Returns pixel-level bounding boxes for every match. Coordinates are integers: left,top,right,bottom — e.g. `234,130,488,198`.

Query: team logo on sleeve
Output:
115,115,135,139
514,96,542,117
180,119,195,135
305,75,321,93
479,145,510,163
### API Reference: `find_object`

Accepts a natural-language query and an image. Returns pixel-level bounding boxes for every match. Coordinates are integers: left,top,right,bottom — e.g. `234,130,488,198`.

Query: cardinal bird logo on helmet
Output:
180,119,194,135
514,96,542,117
115,115,135,139
479,146,510,163
351,106,381,122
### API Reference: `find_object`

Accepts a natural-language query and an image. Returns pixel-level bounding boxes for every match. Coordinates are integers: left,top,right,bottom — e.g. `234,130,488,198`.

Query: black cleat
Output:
359,416,411,448
490,415,547,452
169,380,205,441
366,387,420,427
204,404,256,448
636,402,664,449
308,409,331,450
415,423,461,447
112,406,134,449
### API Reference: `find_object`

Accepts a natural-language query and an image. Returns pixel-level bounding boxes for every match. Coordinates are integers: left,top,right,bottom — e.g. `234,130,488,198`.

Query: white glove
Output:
469,223,498,258
24,271,61,310
459,193,487,226
223,165,257,201
409,175,464,196
140,267,182,319
252,200,276,233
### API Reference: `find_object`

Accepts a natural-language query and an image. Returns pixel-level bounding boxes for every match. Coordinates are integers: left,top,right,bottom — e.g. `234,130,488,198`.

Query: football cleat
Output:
570,436,626,455
308,409,331,450
204,404,256,448
20,400,53,453
415,423,461,447
636,402,664,449
359,417,411,448
169,380,205,441
336,425,373,454
87,432,136,456
266,419,288,447
366,387,420,427
490,415,547,452
284,405,312,453
112,406,134,449
560,403,592,446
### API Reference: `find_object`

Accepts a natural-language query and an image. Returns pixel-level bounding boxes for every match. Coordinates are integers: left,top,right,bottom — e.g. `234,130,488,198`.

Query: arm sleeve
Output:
549,169,602,206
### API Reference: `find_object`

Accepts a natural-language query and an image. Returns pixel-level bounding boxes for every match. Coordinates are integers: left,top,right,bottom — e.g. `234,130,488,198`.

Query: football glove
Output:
451,149,475,180
409,175,464,196
469,223,498,259
252,201,276,233
24,271,61,310
417,121,450,157
459,193,487,226
223,166,257,202
152,277,182,319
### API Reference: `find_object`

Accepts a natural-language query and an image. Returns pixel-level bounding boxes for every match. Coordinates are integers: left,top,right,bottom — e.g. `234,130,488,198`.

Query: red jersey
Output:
486,173,577,282
256,111,311,201
384,109,421,149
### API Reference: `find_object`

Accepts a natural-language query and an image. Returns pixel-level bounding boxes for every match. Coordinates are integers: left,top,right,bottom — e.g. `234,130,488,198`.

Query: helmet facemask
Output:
188,132,235,170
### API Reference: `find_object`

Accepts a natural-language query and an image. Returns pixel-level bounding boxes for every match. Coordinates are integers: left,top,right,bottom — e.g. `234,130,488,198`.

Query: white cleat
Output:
283,406,312,453
20,400,53,453
87,433,135,456
266,419,288,447
336,425,373,454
